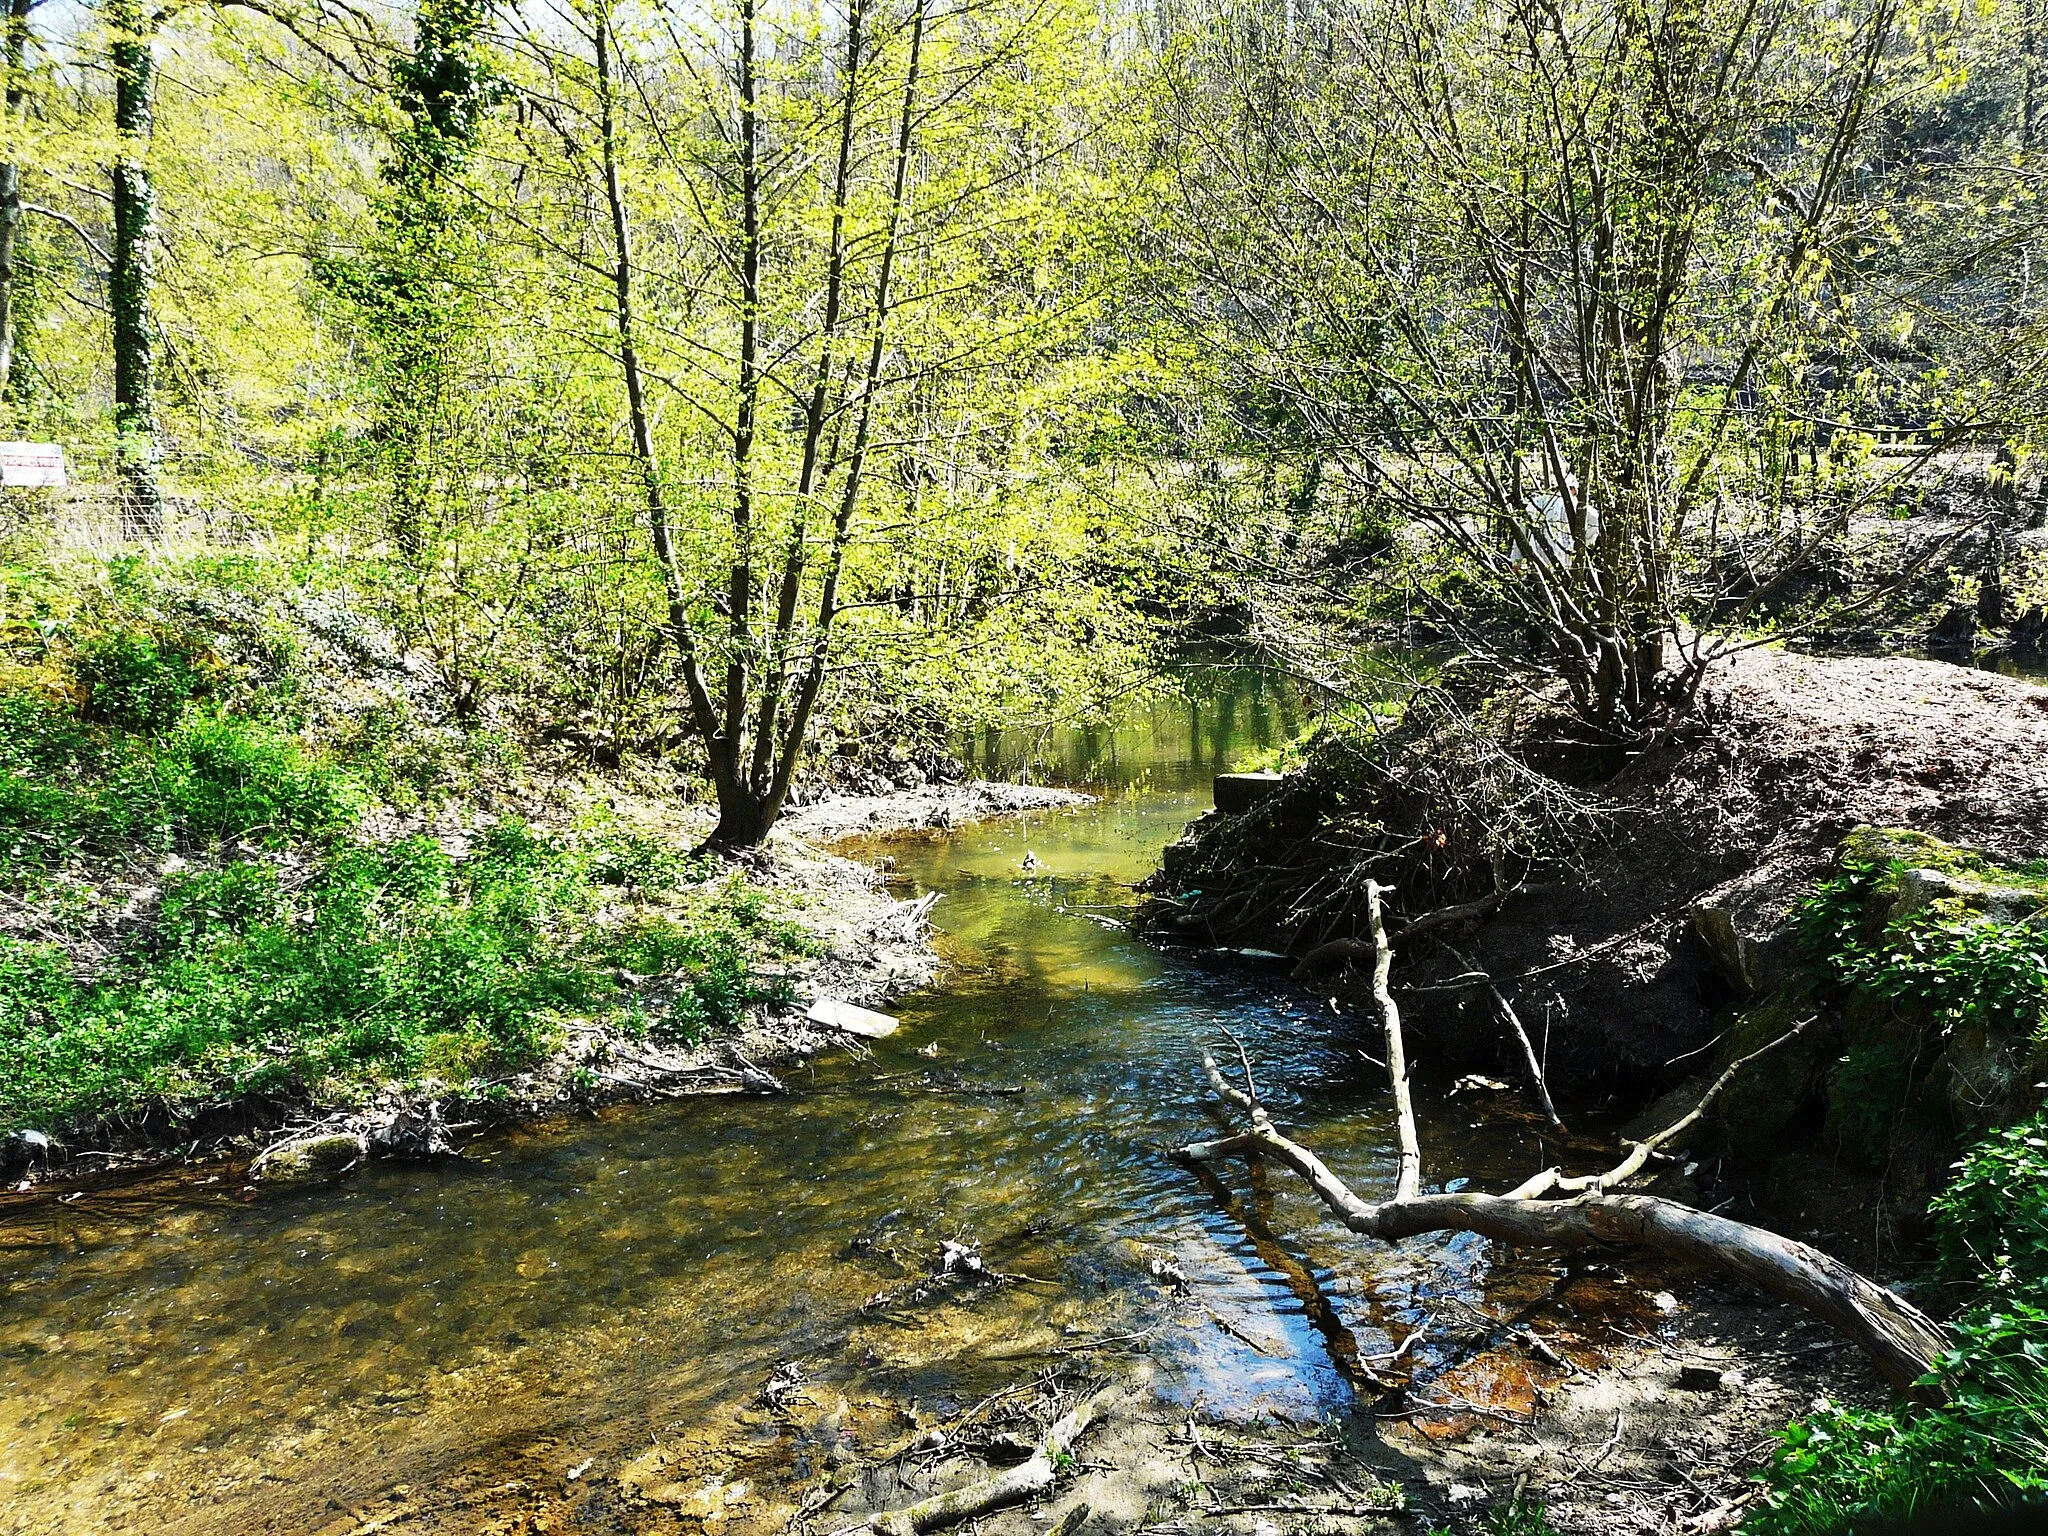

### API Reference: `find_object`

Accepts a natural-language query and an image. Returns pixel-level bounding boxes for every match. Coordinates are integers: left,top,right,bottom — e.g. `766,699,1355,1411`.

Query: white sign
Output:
0,443,66,489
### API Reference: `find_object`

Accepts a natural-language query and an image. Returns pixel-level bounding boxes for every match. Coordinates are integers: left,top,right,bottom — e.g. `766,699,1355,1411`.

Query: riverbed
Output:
0,668,1612,1534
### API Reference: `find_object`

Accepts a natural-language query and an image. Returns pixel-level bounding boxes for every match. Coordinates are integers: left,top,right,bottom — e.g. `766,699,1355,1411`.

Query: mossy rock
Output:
1838,826,2048,923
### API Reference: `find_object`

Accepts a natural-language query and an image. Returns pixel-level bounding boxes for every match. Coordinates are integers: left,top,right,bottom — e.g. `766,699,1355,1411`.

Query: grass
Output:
0,628,822,1134
0,821,814,1130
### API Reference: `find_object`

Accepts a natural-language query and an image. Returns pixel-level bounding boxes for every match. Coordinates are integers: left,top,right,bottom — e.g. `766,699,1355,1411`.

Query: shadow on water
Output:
0,664,1576,1534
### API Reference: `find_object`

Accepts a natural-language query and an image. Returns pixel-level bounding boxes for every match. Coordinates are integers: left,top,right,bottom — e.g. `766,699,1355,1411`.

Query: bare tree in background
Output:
1156,0,1987,730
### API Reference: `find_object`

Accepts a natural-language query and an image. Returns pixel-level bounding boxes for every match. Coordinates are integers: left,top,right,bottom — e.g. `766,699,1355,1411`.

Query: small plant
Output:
1797,850,2048,1051
1483,1497,1560,1536
1933,1108,2048,1299
0,692,360,876
73,629,203,734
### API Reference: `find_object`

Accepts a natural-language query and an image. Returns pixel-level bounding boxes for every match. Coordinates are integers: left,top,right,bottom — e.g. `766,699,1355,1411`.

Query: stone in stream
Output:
1213,771,1285,814
251,1131,369,1183
1,1129,53,1176
806,996,900,1039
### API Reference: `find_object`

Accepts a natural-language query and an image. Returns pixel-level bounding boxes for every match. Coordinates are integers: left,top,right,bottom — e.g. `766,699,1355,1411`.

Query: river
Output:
0,666,1572,1535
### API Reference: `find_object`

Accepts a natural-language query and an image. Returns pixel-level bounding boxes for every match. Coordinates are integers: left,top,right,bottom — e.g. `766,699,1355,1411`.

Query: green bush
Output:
1798,854,2048,1050
1752,1305,2048,1534
1753,879,2048,1535
1933,1109,2048,1300
0,693,359,871
74,629,203,733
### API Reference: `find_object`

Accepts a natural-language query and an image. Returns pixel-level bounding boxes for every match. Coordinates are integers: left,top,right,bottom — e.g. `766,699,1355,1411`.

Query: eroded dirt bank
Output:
1151,648,2048,1088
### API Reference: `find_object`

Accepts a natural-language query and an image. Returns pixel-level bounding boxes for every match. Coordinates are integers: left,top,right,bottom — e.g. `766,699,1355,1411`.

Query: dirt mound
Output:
1149,649,2048,1089
1687,647,2048,859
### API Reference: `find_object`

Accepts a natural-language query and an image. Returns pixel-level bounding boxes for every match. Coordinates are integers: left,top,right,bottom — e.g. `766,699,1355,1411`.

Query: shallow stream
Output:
0,668,1578,1535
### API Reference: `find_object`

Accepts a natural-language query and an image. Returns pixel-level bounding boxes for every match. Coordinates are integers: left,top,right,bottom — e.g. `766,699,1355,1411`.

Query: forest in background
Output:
9,0,2048,822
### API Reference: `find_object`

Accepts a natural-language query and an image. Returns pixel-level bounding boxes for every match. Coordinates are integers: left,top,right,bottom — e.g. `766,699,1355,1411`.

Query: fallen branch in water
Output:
1179,881,1949,1401
838,1390,1110,1536
1434,939,1563,1129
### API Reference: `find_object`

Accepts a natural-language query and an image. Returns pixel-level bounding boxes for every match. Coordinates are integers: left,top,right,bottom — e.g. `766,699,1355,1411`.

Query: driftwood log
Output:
838,1391,1109,1536
1181,881,1950,1401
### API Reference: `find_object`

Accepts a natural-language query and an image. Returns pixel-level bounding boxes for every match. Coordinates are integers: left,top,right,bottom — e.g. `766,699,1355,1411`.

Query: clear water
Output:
0,666,1568,1534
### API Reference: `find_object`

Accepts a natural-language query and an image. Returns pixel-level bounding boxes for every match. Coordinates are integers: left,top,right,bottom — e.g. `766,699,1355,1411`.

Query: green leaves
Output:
0,811,812,1131
0,692,360,873
1755,858,2048,1533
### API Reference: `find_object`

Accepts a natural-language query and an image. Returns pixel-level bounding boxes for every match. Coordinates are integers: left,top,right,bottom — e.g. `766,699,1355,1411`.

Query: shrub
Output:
74,630,203,734
0,693,359,872
1933,1109,2048,1299
1752,1307,2048,1534
1798,851,2048,1051
1753,868,2048,1534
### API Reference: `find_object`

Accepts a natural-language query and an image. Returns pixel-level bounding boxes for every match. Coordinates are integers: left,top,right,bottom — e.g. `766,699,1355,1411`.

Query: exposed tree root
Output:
1178,881,1950,1401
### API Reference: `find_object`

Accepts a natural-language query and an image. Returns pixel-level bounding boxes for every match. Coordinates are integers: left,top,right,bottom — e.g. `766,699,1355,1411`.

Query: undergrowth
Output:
0,693,361,872
0,819,812,1130
1750,851,2048,1532
0,621,822,1134
1796,848,2048,1051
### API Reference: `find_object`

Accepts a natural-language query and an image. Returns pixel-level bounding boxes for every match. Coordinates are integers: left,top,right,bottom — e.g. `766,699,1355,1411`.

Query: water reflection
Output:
0,663,1553,1535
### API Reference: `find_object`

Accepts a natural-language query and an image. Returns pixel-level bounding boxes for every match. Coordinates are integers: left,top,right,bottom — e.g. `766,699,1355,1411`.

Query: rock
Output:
251,1131,369,1182
1842,827,2048,924
1214,771,1285,813
1707,994,1832,1160
806,996,899,1038
1933,1024,2027,1125
1888,865,2048,925
0,1129,54,1175
1677,1364,1728,1392
1689,873,1802,1000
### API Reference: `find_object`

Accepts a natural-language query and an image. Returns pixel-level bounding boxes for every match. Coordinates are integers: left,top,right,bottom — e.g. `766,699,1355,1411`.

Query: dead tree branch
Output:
839,1390,1110,1536
1177,885,1948,1400
1434,940,1563,1129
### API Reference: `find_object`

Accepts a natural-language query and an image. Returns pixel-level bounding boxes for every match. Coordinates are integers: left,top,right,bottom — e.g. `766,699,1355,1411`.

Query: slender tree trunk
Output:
747,0,867,799
590,0,725,785
0,0,32,396
762,0,927,824
108,0,161,537
708,0,764,848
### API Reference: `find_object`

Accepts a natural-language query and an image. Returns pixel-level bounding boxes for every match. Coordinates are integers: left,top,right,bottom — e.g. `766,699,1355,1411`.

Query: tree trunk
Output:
0,0,31,396
708,775,776,850
108,0,161,537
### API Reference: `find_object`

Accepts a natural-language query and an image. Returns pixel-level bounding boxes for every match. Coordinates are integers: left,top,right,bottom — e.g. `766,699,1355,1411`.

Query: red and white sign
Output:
0,443,66,488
